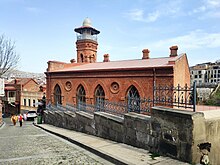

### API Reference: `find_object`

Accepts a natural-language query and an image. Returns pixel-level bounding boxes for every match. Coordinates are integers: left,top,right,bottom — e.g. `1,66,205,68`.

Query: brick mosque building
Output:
45,18,190,110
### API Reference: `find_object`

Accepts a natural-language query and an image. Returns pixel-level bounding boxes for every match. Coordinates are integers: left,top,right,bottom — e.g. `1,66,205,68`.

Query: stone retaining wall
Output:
124,112,153,150
94,112,124,143
204,117,220,165
43,107,219,164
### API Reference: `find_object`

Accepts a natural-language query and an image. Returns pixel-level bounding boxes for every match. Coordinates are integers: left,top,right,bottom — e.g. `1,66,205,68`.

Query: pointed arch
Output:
54,84,62,105
127,85,140,112
127,85,140,98
94,85,105,104
91,80,109,100
76,84,86,105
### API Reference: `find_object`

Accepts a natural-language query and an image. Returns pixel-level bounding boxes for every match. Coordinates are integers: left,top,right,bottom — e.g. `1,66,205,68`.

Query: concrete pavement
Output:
0,118,113,165
34,123,190,165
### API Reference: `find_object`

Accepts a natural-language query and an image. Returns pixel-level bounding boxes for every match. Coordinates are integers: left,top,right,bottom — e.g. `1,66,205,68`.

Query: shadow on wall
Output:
43,106,219,165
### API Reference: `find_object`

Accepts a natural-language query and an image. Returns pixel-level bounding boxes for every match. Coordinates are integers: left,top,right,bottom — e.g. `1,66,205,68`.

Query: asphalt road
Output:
0,118,113,165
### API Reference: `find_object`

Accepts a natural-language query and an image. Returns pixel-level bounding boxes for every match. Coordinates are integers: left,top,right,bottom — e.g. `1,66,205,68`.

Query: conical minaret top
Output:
74,18,100,63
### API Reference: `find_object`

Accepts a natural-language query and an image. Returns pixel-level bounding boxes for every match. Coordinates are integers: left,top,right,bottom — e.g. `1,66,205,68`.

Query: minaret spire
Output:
74,18,100,63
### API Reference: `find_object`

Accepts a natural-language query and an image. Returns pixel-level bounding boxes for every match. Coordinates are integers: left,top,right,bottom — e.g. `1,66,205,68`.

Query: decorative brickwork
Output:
45,19,190,110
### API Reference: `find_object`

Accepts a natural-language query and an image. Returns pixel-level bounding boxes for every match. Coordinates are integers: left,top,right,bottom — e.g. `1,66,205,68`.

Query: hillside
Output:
2,70,46,85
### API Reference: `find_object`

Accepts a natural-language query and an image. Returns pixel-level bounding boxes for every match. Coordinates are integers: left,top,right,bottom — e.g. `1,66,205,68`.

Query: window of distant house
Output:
39,86,43,92
199,75,202,78
28,99,31,106
194,75,198,78
33,100,35,107
8,91,16,97
198,71,201,74
24,99,26,106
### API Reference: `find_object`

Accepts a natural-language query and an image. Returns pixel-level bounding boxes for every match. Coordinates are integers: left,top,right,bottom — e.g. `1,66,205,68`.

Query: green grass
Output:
149,152,160,160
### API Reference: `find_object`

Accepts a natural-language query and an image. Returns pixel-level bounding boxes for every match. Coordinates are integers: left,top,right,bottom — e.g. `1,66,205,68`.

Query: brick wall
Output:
174,54,190,87
46,68,174,105
22,79,40,92
20,79,44,111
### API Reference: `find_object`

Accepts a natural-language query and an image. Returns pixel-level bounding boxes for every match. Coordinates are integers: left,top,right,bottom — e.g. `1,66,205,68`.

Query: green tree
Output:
0,34,20,77
204,87,220,106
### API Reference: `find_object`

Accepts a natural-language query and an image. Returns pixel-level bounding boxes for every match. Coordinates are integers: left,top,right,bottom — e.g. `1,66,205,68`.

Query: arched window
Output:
94,85,105,107
54,84,62,105
80,54,84,63
127,85,140,112
76,85,86,105
95,85,105,102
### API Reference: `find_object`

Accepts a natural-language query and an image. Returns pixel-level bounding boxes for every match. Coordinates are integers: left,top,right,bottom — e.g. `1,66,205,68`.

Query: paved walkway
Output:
202,110,220,119
0,119,111,165
34,123,189,165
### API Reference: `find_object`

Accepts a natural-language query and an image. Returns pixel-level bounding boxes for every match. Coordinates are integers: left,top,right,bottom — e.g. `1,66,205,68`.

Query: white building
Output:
190,60,220,86
190,60,220,102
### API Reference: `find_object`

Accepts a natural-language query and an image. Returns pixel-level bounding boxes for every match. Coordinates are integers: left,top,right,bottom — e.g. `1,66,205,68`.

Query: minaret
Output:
74,18,100,63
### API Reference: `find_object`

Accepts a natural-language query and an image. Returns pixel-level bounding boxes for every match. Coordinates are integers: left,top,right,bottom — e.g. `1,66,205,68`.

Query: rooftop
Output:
48,54,184,73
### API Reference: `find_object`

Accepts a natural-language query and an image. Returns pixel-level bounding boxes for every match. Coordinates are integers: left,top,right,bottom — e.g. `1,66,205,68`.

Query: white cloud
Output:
125,0,182,23
125,9,160,23
127,9,144,21
191,6,207,14
206,0,220,8
26,7,42,14
188,0,220,18
147,11,160,22
142,30,220,51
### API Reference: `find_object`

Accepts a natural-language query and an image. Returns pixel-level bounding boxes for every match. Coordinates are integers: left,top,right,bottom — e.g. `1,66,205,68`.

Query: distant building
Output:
3,78,46,115
190,60,220,86
190,60,220,102
196,84,216,103
45,18,190,112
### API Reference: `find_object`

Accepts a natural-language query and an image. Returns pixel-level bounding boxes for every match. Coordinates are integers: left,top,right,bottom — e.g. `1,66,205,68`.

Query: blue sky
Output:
0,0,220,73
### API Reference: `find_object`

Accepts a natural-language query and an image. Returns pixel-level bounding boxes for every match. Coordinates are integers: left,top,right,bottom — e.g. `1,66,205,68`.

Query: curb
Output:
0,121,5,129
34,123,127,165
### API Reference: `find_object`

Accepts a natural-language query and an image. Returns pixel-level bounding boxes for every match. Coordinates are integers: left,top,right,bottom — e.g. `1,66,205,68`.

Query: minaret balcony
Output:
77,34,97,41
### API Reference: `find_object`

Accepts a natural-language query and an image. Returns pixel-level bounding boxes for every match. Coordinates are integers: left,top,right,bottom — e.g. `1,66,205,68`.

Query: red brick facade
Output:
45,19,190,108
4,78,45,115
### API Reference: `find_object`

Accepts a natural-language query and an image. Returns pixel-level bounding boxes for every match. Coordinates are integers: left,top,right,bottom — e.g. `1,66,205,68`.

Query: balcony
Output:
77,34,97,41
7,97,16,103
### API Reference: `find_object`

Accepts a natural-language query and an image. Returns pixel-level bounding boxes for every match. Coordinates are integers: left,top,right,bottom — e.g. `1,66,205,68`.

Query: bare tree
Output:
0,34,20,77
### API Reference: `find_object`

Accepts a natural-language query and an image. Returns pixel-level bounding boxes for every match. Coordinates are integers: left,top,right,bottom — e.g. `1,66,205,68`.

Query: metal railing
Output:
47,83,196,116
76,34,97,41
153,82,196,111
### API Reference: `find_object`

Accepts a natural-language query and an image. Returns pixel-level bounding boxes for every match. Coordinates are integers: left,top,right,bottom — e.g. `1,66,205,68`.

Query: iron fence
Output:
153,83,196,111
47,82,196,116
